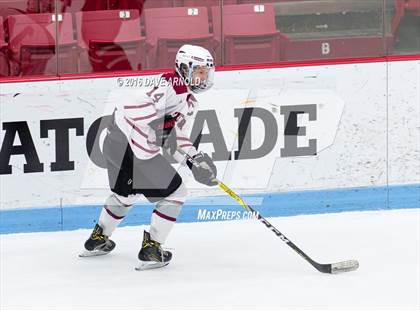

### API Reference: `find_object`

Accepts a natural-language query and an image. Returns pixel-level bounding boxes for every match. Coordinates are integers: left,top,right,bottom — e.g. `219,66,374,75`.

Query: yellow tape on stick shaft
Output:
176,147,251,212
176,147,359,274
217,181,250,211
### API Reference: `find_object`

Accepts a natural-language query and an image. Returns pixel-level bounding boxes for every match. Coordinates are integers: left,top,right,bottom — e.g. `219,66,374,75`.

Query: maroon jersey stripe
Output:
179,143,193,148
105,208,124,220
153,209,176,222
132,113,157,121
124,103,153,109
176,136,190,141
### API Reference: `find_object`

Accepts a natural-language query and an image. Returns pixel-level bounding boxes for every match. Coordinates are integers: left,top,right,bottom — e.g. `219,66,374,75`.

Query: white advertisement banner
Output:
0,60,418,209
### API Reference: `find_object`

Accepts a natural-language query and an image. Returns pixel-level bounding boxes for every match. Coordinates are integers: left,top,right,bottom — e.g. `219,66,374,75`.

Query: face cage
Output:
188,65,215,94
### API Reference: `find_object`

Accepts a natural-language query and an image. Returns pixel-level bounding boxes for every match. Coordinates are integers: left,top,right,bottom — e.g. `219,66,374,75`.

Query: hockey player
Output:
81,45,218,270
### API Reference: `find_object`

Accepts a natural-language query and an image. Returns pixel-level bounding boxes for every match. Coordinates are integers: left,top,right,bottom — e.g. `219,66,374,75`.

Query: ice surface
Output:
1,209,419,310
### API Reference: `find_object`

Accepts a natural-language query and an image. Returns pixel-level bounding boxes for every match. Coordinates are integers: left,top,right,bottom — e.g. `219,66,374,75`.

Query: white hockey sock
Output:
98,194,135,236
149,210,177,244
98,207,124,237
149,184,186,244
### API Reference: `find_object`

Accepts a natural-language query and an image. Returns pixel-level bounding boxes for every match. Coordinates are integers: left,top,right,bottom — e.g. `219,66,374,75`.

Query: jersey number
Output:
146,87,164,103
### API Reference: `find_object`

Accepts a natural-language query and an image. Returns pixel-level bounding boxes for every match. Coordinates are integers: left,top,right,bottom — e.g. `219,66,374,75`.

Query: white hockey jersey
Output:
113,72,199,162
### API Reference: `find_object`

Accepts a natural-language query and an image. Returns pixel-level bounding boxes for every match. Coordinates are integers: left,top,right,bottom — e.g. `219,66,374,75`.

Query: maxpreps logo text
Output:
197,209,260,221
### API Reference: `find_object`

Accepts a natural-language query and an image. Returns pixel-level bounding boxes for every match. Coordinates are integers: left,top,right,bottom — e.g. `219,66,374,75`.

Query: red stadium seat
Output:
182,0,237,6
0,16,4,42
112,0,170,38
0,0,39,20
40,0,107,14
0,16,6,48
75,9,145,73
239,0,305,3
109,0,181,10
182,0,237,14
212,3,288,65
405,0,420,14
0,16,10,76
182,0,237,30
238,0,281,3
108,0,144,10
144,6,214,69
143,0,173,9
7,12,77,76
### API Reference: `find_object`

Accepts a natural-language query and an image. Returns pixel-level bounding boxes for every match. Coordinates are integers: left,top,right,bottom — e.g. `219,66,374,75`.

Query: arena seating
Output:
212,3,288,64
7,12,77,75
277,0,405,60
55,0,107,14
144,6,214,68
182,0,237,30
182,0,237,17
0,16,10,76
404,0,420,15
182,0,226,6
143,0,174,9
75,9,145,72
109,0,176,10
0,0,417,77
0,15,5,48
238,0,282,3
0,0,35,21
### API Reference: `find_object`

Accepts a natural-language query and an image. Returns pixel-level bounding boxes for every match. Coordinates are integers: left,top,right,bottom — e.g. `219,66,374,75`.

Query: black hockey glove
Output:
187,152,218,186
149,115,177,155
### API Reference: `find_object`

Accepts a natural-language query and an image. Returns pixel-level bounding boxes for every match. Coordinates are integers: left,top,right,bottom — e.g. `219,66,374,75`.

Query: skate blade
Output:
78,250,110,257
135,261,169,271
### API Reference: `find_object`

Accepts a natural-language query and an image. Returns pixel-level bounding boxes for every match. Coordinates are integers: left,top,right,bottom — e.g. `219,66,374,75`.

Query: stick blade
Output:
330,260,359,274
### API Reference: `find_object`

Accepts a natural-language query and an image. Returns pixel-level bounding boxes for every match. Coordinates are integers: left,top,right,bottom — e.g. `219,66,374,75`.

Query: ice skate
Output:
79,224,116,257
136,230,172,271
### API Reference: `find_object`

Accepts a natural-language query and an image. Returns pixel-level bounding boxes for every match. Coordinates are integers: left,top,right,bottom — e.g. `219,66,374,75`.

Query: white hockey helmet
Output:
175,44,215,94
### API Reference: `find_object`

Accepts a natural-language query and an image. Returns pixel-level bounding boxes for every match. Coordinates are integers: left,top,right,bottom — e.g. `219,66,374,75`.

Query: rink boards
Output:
0,57,419,233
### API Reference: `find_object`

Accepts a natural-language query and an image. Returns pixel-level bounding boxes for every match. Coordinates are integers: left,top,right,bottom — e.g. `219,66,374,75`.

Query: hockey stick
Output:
178,148,359,274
